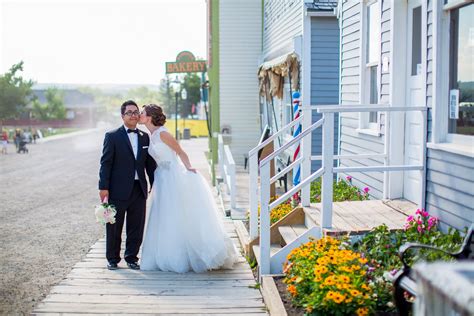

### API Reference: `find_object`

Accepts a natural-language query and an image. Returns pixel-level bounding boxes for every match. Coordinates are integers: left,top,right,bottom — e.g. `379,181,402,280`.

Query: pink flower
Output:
416,209,422,215
421,211,429,217
417,225,423,233
363,187,370,194
406,215,414,222
346,175,352,181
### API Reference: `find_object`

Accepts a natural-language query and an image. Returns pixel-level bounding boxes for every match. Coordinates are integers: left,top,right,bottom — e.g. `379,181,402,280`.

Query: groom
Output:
98,100,156,270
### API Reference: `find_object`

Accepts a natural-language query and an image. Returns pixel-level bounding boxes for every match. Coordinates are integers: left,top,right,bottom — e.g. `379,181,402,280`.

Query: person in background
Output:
13,129,22,150
1,130,8,154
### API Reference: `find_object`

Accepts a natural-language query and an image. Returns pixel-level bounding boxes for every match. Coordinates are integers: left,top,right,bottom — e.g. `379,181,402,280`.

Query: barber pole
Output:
292,92,302,192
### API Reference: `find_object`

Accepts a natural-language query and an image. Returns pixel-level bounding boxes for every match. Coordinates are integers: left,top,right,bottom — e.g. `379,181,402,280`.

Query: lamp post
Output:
181,88,187,129
174,91,179,139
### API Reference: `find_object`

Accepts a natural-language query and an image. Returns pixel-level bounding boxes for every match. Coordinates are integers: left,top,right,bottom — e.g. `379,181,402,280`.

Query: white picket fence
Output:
249,104,428,277
218,134,236,209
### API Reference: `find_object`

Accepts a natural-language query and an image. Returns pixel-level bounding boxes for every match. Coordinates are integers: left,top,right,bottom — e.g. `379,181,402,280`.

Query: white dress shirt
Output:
124,125,139,180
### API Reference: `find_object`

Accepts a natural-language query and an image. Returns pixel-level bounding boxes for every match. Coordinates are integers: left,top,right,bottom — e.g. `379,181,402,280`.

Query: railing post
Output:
301,106,312,206
249,153,258,240
218,135,224,179
420,110,427,210
321,112,334,229
229,160,236,209
259,162,271,278
383,111,390,199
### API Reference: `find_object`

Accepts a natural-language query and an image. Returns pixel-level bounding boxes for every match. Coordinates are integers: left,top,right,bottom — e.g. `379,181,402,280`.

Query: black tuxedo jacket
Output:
99,126,156,201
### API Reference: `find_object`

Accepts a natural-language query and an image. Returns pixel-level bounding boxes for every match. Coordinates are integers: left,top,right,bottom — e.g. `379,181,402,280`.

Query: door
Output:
403,0,423,203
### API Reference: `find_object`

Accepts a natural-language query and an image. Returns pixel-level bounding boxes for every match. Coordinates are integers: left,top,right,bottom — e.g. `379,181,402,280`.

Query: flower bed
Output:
280,209,465,315
310,176,369,203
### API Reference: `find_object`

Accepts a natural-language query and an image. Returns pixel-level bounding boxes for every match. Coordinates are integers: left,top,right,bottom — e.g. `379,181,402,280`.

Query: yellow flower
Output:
339,275,350,283
359,257,368,264
350,289,362,297
356,307,369,316
333,292,345,304
323,276,336,286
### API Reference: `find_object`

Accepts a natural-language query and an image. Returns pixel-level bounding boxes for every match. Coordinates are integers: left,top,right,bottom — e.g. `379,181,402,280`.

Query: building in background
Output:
206,0,263,182
258,0,340,175
336,0,473,230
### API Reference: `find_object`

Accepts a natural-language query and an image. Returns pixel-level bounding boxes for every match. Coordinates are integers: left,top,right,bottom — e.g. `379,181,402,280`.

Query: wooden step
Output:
278,224,307,245
252,244,281,266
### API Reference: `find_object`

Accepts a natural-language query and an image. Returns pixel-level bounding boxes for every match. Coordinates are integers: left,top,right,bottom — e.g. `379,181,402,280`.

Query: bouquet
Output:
94,202,117,225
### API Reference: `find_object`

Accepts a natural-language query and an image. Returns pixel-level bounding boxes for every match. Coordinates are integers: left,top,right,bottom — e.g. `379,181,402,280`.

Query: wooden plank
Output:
34,313,267,316
42,294,265,306
278,226,298,245
34,303,267,314
261,276,287,316
47,285,263,297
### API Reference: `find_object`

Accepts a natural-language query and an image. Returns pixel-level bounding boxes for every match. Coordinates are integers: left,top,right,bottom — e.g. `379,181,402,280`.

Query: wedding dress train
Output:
140,126,238,273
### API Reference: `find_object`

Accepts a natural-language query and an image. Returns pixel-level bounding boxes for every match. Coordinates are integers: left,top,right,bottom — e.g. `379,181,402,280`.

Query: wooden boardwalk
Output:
32,221,267,315
32,139,267,315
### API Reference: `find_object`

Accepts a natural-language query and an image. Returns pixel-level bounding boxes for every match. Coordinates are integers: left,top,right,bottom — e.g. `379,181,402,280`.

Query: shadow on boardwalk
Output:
32,138,267,315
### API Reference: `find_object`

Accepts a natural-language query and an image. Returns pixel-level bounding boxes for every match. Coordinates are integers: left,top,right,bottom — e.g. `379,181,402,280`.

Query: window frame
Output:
429,2,474,156
358,0,382,136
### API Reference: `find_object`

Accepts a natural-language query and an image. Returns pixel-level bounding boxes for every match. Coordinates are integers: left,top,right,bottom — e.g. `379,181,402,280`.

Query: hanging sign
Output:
166,51,207,74
449,89,459,119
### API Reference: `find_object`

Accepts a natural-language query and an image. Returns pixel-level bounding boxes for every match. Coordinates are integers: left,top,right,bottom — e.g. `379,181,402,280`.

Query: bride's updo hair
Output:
143,104,166,126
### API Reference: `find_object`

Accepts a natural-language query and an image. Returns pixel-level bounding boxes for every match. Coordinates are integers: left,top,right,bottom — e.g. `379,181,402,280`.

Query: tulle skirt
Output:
140,160,238,273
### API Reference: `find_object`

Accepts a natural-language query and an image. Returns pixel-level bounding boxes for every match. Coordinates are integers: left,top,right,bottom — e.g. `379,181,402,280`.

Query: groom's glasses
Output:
124,111,140,117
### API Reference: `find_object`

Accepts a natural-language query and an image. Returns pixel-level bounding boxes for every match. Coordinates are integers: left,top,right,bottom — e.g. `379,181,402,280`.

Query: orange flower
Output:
287,284,298,297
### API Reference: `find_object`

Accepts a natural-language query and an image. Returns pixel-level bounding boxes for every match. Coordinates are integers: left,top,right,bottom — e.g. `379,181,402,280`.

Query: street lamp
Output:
181,88,187,130
170,76,187,140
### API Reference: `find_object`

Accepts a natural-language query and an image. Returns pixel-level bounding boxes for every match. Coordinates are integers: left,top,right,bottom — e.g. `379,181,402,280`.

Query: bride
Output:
139,104,238,273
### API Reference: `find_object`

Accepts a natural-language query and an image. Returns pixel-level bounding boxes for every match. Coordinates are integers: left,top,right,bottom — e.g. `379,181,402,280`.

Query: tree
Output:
126,86,162,107
181,73,201,118
32,88,66,120
0,62,35,127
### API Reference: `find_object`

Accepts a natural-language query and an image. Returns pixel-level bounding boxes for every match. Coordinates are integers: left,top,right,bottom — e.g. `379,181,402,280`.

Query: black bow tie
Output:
127,129,138,134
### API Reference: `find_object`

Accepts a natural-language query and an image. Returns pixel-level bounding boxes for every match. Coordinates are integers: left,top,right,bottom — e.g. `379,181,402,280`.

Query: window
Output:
448,3,474,136
360,0,380,132
411,6,422,76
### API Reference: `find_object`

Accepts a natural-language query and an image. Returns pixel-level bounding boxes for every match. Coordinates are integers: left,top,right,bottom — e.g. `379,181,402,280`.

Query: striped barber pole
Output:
292,91,302,187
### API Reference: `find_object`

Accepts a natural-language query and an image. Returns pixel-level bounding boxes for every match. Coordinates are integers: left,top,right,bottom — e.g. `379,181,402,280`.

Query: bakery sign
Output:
166,51,207,74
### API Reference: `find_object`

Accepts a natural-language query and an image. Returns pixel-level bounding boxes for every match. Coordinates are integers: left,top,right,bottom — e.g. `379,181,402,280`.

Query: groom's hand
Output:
99,190,109,203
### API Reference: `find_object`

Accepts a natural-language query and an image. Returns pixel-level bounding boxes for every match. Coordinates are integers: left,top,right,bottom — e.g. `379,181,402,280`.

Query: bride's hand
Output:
187,167,197,173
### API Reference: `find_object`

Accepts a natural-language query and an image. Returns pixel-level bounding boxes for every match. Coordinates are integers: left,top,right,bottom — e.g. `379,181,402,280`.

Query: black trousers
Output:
106,181,146,264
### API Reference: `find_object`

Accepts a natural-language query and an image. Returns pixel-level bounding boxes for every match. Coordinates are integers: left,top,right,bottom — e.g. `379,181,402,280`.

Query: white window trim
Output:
358,0,382,136
429,1,474,158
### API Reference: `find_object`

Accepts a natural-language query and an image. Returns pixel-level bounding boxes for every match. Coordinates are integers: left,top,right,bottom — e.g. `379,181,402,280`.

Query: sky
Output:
0,0,207,85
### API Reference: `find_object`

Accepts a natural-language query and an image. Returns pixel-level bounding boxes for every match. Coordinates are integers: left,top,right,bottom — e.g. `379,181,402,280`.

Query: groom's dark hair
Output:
121,100,139,115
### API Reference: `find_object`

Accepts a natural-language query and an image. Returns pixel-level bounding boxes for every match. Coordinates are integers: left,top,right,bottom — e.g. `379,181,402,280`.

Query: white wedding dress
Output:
140,126,238,273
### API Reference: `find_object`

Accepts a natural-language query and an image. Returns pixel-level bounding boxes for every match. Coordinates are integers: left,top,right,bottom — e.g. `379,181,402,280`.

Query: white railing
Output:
248,116,303,240
218,134,236,209
251,104,427,277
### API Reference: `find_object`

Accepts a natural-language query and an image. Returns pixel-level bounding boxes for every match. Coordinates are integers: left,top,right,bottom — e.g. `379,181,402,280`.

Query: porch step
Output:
278,224,307,245
252,244,281,266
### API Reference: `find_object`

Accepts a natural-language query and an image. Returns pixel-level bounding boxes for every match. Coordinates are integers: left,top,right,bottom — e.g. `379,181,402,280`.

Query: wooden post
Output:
260,142,275,197
321,112,334,229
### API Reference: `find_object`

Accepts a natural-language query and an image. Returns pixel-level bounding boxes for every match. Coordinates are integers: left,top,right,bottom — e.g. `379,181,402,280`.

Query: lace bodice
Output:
149,126,177,169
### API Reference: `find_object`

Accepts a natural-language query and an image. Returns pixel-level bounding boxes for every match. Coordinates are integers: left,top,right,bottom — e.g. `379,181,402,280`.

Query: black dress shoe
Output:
107,262,118,270
127,262,140,270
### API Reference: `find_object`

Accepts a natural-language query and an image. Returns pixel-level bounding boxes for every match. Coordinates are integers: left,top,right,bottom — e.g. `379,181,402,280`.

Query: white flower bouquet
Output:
94,203,117,225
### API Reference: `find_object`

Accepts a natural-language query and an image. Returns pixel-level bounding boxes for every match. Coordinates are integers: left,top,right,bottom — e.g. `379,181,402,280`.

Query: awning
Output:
258,53,300,100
